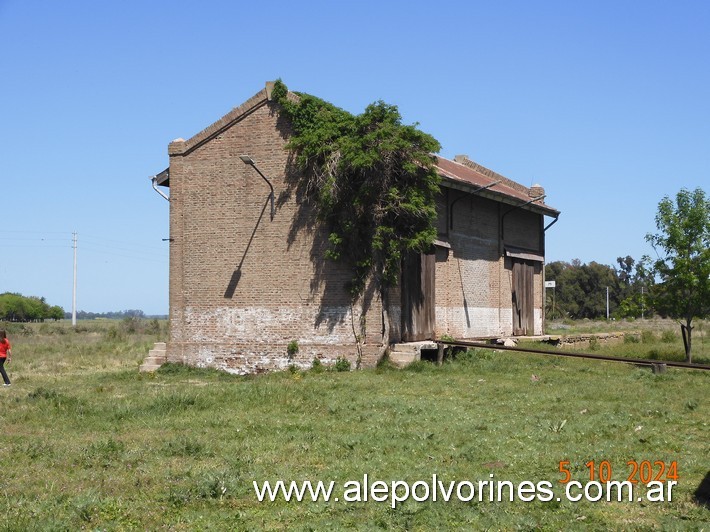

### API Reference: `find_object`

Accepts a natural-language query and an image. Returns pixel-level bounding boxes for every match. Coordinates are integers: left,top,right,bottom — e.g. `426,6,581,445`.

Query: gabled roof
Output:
154,81,560,218
167,84,274,158
153,84,275,189
435,155,559,217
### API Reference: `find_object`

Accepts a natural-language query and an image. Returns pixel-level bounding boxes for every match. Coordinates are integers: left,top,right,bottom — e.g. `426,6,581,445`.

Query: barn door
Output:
512,259,534,335
401,251,435,342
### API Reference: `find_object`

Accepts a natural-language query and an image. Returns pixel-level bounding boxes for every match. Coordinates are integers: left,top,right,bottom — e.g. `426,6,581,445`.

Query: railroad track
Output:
438,339,710,371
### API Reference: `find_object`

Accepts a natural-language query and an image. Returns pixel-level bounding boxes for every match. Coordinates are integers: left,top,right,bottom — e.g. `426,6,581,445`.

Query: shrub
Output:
146,318,161,335
453,348,493,364
287,340,299,358
641,330,657,344
121,316,140,334
661,330,677,343
105,327,126,342
310,358,324,373
624,334,639,344
334,357,351,372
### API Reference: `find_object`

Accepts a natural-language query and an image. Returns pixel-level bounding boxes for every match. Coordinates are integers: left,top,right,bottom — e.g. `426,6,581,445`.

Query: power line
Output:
2,233,167,262
0,230,72,235
1,237,69,242
81,246,168,264
2,244,71,249
81,242,166,258
81,233,167,248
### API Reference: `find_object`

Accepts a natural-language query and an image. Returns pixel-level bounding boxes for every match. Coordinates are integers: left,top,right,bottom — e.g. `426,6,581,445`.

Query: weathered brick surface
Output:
166,90,381,373
163,85,551,373
433,193,545,338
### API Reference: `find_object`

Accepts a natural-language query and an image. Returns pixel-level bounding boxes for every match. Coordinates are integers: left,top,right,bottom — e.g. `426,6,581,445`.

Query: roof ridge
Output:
453,155,532,197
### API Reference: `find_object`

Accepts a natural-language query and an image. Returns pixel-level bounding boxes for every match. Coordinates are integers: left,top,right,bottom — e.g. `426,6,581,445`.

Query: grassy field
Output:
545,318,710,364
0,319,708,530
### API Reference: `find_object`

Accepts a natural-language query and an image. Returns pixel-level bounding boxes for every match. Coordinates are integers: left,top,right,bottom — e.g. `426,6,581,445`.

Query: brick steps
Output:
139,342,167,372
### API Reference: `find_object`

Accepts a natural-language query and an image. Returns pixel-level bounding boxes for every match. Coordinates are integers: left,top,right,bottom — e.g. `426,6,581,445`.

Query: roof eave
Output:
440,176,560,218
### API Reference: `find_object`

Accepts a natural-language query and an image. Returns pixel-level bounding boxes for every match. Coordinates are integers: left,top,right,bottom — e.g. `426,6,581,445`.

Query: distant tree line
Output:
0,294,159,323
63,309,147,320
0,292,65,322
545,256,654,320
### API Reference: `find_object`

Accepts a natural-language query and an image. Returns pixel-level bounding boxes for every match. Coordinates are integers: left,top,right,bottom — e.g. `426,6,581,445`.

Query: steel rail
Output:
438,340,710,371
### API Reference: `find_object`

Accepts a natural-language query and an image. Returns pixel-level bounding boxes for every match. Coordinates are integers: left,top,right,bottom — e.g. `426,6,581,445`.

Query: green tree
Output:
545,260,620,319
645,187,710,362
48,305,65,321
0,292,27,321
0,292,64,322
614,256,655,319
24,296,46,321
272,80,441,362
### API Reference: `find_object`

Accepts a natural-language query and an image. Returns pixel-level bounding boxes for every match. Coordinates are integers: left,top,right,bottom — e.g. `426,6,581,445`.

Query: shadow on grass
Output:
695,471,710,509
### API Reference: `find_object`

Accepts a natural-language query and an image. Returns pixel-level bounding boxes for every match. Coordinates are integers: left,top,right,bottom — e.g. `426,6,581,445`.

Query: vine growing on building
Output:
271,80,442,357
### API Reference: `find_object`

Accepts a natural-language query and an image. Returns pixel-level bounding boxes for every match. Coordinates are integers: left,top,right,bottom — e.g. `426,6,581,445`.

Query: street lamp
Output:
239,155,275,221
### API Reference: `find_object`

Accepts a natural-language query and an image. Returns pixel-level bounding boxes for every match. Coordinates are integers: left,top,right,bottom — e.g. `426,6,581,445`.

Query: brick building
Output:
152,82,559,373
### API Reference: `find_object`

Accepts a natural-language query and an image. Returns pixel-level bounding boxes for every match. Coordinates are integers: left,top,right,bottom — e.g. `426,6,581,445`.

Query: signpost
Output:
545,280,556,320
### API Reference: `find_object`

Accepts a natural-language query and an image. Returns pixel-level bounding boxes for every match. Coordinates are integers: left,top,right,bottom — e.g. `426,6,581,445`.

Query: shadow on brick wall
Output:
274,110,368,334
224,197,270,299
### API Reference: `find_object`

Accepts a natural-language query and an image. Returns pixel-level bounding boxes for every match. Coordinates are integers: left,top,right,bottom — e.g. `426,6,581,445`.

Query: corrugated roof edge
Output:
435,155,559,217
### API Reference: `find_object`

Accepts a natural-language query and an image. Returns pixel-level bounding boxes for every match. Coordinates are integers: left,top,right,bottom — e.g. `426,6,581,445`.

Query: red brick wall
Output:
434,191,545,338
164,88,548,374
166,92,381,373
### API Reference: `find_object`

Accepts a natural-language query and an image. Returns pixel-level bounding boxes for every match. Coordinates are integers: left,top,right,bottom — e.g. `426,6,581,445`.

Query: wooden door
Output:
512,259,534,336
401,251,435,342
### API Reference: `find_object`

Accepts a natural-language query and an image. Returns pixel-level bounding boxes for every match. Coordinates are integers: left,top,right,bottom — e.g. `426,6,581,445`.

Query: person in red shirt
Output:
0,330,11,386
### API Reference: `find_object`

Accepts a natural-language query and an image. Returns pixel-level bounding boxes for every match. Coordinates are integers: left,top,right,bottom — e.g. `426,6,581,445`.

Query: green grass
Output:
0,321,708,529
544,318,710,365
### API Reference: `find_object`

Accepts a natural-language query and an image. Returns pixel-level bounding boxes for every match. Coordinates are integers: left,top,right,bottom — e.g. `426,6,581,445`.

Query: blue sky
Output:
1,1,708,315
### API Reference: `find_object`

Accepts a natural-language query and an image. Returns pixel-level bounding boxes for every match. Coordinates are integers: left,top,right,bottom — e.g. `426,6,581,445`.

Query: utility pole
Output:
72,232,77,327
641,286,645,319
606,286,610,320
